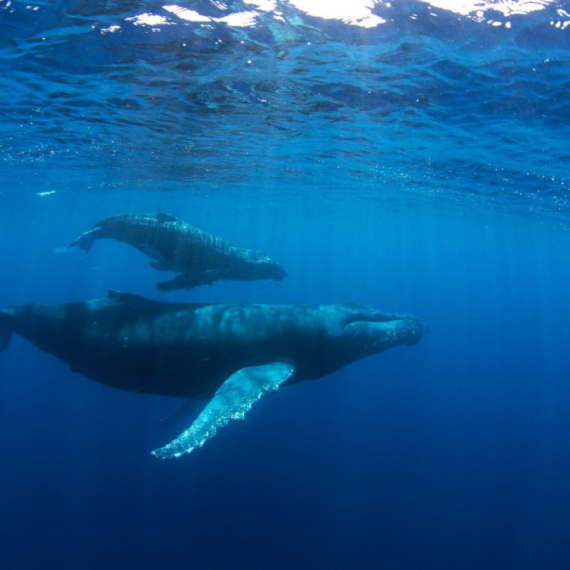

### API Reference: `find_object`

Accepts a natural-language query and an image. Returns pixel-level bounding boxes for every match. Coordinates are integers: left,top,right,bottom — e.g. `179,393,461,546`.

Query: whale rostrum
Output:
69,213,287,292
0,291,428,460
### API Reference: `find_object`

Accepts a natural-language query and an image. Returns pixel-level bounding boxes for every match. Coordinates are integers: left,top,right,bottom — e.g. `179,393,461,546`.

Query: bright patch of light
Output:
164,5,259,27
218,11,259,27
287,0,386,27
163,5,211,22
356,14,386,27
101,25,121,34
421,0,554,17
126,13,170,26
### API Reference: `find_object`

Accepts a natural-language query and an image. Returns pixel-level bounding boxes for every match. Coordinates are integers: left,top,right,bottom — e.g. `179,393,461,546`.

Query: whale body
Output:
0,291,428,460
69,213,287,292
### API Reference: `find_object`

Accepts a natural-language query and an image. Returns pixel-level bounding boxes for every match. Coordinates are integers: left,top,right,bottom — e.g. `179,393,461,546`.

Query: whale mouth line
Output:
343,316,427,328
342,317,429,349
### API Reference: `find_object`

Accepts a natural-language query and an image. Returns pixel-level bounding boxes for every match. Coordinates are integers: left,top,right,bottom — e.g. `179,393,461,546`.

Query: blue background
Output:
2,191,570,569
2,1,570,569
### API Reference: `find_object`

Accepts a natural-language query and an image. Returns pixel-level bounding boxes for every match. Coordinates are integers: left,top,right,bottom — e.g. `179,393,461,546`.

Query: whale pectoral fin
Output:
155,272,206,292
151,362,295,460
156,270,222,292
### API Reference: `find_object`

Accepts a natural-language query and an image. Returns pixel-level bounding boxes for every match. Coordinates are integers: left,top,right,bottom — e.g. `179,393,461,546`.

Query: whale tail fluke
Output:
0,312,13,353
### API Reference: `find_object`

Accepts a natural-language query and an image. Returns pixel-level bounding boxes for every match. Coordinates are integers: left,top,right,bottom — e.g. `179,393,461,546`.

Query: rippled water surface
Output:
2,0,570,220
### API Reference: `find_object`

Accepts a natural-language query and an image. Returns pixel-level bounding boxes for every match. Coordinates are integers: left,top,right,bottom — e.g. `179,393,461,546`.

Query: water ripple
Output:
0,0,569,221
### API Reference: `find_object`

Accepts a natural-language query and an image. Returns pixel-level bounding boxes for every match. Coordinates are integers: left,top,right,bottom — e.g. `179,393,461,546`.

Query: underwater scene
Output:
1,0,570,568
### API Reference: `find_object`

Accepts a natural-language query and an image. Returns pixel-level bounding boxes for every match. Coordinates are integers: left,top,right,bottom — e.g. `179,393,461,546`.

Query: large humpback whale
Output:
0,292,428,460
69,213,287,292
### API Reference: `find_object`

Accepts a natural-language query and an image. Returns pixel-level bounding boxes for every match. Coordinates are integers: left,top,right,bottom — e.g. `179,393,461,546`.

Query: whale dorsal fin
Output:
106,290,213,314
107,290,145,301
151,362,295,460
156,212,179,223
106,290,155,307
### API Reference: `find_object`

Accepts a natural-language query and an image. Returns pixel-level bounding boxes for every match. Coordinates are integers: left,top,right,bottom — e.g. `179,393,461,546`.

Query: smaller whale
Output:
69,213,287,292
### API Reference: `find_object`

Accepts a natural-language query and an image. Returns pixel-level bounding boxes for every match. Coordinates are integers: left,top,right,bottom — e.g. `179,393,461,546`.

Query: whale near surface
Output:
69,213,288,292
0,292,428,460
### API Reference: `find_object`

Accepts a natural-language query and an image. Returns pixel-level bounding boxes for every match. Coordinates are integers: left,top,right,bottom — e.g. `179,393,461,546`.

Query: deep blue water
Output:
2,1,570,569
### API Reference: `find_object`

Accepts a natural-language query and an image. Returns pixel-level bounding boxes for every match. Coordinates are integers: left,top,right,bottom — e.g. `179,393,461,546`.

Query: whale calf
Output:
0,292,428,460
69,213,287,292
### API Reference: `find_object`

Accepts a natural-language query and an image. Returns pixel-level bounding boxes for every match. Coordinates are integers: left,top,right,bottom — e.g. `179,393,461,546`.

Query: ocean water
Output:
1,0,570,568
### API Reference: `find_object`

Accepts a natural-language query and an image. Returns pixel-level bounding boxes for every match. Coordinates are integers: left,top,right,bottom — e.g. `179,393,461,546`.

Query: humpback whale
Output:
0,292,428,460
69,213,287,292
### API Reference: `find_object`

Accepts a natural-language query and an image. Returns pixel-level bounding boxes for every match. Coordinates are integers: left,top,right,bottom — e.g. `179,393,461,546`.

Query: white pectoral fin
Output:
151,362,295,460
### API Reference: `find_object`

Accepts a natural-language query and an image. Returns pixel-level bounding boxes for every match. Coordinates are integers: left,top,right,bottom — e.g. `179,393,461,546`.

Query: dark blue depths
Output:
2,1,570,569
1,193,570,570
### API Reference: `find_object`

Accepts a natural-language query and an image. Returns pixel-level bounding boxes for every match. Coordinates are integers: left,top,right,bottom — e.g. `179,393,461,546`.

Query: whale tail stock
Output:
0,311,13,353
68,230,95,253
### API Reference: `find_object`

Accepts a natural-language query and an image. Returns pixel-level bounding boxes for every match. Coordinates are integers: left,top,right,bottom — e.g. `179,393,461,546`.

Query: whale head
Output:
262,260,288,281
339,305,428,362
244,253,288,282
